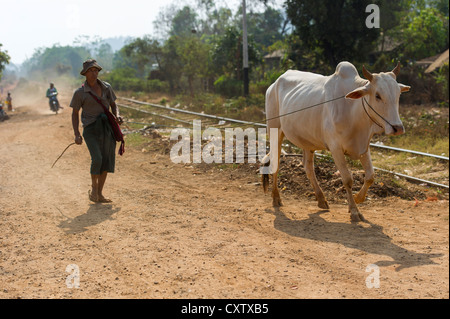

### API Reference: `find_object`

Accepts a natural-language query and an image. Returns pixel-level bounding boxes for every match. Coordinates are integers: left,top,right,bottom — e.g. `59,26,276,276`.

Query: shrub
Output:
254,70,284,94
434,62,449,105
147,79,169,93
214,75,243,98
102,68,170,93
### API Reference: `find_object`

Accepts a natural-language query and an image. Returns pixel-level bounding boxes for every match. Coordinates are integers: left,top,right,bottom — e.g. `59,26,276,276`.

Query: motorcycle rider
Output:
46,83,62,111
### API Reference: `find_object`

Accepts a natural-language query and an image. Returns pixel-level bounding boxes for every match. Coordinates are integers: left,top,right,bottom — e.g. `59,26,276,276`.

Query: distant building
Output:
263,49,284,70
416,49,449,73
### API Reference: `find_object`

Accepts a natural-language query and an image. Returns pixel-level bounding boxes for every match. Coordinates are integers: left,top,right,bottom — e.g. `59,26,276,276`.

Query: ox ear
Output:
399,83,411,93
345,86,369,100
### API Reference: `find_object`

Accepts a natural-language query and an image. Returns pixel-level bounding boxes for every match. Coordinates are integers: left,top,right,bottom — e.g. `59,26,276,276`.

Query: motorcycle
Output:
48,92,61,114
0,102,10,122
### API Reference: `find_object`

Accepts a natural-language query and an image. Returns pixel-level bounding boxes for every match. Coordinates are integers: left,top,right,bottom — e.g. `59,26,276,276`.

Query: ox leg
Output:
354,150,375,204
303,150,329,209
271,130,284,207
331,149,365,222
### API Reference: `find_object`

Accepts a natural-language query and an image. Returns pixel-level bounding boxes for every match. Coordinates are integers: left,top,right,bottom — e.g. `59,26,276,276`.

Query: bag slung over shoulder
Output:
86,89,125,156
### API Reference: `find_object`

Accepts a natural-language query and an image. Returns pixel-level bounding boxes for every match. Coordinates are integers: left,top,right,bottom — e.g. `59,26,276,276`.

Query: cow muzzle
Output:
388,124,405,136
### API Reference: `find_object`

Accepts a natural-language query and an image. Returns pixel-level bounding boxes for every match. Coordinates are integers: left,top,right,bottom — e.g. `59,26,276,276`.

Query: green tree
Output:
245,6,285,49
161,36,184,92
212,26,261,80
201,7,234,37
376,0,411,53
170,6,198,37
176,36,210,96
94,43,114,71
0,43,11,81
117,32,212,95
400,7,448,61
122,36,161,78
112,47,139,71
285,0,380,72
22,45,90,77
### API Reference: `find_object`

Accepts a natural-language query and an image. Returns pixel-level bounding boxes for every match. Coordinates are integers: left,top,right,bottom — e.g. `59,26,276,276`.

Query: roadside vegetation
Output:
1,0,448,193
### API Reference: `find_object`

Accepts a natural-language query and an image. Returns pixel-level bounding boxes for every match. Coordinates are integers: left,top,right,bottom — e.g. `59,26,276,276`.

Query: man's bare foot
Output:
88,190,98,202
97,195,112,203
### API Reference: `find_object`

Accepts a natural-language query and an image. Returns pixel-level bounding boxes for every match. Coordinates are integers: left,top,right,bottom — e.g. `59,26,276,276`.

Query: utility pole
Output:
242,0,249,96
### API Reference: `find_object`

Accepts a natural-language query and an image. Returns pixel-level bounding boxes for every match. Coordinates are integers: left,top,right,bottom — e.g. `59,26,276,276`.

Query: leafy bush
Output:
102,68,169,93
254,69,284,94
214,75,243,98
147,79,169,93
398,64,449,105
434,63,449,105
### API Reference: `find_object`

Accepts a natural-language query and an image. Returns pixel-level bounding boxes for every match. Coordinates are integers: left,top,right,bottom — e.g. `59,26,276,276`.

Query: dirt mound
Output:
135,128,444,204
273,156,429,202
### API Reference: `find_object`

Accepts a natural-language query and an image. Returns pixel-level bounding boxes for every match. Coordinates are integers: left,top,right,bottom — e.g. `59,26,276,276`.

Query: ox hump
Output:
335,62,358,79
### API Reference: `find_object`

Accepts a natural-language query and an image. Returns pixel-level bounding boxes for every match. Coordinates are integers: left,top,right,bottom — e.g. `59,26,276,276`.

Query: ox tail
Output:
261,153,271,193
262,172,269,193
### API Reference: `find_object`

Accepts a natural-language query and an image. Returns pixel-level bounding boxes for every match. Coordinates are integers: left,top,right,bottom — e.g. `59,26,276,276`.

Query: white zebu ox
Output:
263,62,410,222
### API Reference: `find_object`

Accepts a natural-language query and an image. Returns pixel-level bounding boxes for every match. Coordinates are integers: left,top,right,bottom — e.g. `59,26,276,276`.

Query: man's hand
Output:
75,135,83,145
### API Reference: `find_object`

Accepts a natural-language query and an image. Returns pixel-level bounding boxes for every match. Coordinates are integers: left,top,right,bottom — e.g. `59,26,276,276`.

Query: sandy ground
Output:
0,96,448,299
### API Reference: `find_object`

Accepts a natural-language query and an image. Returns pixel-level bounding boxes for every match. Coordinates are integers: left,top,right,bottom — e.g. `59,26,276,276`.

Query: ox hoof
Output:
353,194,365,204
272,198,283,207
318,200,330,210
350,212,367,223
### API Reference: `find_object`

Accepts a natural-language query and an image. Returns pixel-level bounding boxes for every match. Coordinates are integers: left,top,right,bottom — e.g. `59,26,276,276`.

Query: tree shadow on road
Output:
58,204,120,234
267,207,443,271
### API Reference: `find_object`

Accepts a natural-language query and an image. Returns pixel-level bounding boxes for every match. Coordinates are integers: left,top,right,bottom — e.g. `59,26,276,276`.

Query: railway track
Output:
117,96,449,190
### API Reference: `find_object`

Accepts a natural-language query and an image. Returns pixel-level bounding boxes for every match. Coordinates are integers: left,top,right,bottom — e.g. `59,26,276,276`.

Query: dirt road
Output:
0,96,448,299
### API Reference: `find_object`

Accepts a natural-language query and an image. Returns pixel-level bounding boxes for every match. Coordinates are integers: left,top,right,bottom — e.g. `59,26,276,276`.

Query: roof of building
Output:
416,49,449,73
263,49,284,59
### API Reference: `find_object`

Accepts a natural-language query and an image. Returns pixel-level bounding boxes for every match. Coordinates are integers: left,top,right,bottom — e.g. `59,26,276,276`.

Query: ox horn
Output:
392,62,401,77
362,65,373,82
